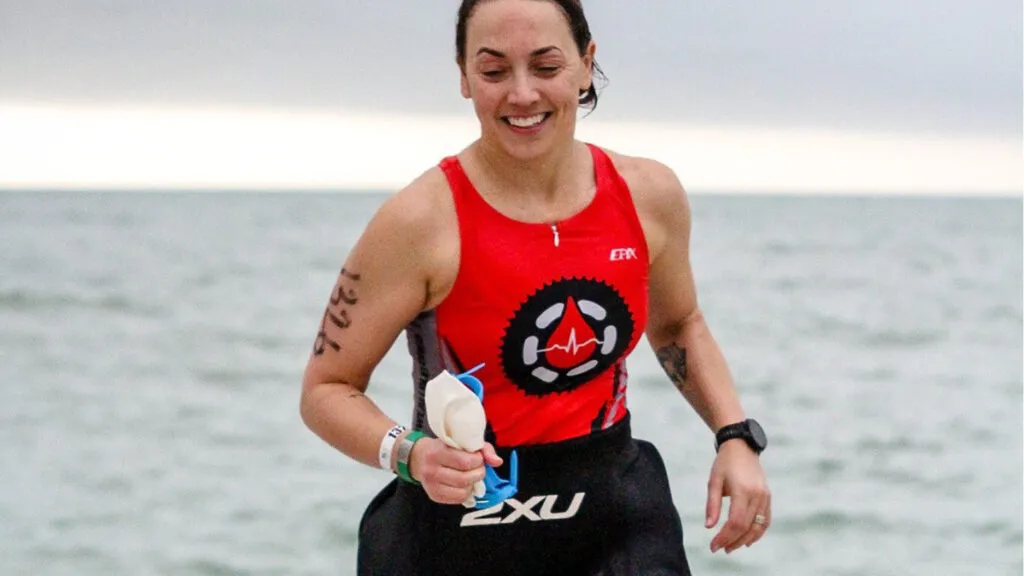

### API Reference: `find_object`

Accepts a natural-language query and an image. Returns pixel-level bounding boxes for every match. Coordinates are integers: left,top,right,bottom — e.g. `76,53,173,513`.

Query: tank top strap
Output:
438,155,483,243
587,143,629,200
586,143,616,191
585,143,648,260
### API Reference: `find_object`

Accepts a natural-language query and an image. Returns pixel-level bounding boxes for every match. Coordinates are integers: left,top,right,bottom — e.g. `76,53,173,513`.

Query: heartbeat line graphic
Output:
539,328,604,355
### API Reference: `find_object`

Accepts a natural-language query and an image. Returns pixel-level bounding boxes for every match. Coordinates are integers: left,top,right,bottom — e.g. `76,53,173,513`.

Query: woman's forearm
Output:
652,309,745,432
299,379,406,470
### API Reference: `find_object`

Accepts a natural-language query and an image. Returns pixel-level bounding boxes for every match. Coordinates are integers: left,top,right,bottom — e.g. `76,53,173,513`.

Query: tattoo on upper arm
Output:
329,268,360,306
655,343,687,392
313,267,360,356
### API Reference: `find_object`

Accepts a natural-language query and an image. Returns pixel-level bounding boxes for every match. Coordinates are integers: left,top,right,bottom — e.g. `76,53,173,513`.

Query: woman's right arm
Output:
299,183,431,469
299,176,499,504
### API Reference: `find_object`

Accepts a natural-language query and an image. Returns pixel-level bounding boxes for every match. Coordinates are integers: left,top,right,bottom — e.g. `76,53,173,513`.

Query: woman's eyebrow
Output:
475,45,562,58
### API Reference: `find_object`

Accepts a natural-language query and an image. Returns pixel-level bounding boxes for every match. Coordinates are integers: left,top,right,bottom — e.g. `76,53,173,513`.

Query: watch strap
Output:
395,430,426,485
715,422,748,452
715,419,766,455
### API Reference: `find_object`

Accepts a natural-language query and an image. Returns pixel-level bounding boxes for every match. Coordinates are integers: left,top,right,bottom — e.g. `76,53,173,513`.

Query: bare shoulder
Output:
371,165,455,241
593,145,691,259
301,165,457,388
600,147,688,210
361,165,459,308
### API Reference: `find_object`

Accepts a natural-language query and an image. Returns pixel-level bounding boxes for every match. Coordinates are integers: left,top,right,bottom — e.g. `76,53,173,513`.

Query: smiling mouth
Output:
503,112,552,129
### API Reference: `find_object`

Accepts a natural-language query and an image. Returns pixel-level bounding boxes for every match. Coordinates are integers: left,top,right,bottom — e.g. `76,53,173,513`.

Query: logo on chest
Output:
499,278,635,396
609,247,638,261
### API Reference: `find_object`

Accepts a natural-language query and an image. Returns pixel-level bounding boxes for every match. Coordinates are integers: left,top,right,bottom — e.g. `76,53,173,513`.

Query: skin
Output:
300,0,770,556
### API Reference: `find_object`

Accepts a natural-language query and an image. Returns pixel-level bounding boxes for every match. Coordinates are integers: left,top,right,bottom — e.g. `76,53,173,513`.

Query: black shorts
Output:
357,414,693,576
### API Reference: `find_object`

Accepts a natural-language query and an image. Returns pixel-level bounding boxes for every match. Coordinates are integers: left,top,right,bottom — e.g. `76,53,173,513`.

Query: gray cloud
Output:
1,0,1020,135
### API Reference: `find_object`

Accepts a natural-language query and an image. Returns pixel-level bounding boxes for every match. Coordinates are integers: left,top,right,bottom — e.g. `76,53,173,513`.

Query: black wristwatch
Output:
715,419,767,455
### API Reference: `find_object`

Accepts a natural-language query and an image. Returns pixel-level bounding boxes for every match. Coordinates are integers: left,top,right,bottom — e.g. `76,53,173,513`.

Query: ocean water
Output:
0,191,1020,576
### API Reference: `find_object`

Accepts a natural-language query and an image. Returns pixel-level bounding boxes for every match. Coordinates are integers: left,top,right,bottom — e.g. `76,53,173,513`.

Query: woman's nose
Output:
507,72,540,106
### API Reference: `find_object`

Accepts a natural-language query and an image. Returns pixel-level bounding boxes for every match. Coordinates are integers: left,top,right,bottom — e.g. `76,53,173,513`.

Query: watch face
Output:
748,419,767,450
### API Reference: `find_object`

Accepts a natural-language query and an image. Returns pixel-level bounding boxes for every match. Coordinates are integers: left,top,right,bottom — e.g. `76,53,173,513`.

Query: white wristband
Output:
378,424,407,471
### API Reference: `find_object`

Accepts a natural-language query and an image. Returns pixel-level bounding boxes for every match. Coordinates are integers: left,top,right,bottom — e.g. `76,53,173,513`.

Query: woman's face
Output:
460,0,594,161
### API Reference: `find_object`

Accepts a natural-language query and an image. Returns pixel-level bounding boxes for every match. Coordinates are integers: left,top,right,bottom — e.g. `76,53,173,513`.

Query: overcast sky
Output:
1,0,1020,136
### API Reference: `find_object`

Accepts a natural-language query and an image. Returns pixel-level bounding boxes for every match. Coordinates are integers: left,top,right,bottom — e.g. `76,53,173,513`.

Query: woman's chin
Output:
484,124,571,161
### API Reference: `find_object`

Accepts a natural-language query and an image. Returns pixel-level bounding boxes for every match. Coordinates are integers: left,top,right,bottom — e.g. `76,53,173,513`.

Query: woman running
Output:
300,1,771,574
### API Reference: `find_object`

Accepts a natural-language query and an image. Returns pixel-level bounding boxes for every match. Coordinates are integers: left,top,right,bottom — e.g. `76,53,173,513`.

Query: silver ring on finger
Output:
753,513,767,527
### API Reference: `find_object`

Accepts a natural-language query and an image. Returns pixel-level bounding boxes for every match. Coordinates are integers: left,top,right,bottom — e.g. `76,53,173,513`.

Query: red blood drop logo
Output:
543,297,598,368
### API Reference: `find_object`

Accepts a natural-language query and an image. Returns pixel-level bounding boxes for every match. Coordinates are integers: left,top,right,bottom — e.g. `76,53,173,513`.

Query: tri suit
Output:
357,143,693,575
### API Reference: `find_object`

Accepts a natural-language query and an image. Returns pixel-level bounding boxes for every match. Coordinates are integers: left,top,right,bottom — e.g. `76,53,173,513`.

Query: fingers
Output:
410,439,489,505
723,493,764,553
422,471,483,504
705,472,724,529
428,482,481,505
738,493,772,549
430,464,485,491
480,442,504,467
713,487,772,554
440,448,484,471
710,491,755,553
752,494,772,545
728,504,770,552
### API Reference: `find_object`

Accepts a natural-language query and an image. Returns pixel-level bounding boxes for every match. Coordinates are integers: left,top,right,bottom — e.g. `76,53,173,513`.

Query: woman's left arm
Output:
631,158,771,554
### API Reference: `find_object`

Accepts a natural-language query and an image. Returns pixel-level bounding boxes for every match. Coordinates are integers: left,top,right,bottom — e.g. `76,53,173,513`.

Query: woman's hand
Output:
705,440,771,553
408,437,504,505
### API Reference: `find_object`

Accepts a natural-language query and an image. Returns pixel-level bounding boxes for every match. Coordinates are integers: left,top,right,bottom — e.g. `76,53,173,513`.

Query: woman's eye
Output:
537,66,559,74
482,70,505,78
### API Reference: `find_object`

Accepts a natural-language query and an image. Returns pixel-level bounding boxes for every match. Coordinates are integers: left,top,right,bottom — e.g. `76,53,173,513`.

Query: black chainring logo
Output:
500,277,635,396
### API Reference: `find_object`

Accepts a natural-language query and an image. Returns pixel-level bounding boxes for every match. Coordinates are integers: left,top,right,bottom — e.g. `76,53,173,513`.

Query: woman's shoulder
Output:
591,144,690,222
370,164,457,239
357,163,460,307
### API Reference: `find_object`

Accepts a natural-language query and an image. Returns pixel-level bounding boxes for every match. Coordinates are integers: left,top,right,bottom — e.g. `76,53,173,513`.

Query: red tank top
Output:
405,143,649,447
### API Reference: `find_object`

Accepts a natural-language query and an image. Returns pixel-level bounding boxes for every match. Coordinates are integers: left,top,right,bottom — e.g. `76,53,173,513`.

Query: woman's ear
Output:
582,40,596,91
458,62,471,99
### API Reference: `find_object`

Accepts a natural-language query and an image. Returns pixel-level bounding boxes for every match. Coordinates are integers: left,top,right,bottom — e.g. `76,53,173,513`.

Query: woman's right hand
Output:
408,437,503,505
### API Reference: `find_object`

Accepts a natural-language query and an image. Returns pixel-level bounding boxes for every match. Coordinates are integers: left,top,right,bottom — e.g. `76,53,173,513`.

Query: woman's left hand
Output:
705,440,771,553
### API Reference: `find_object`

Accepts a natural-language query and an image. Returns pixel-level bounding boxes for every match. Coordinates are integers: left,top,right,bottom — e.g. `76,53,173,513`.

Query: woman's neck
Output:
471,136,586,203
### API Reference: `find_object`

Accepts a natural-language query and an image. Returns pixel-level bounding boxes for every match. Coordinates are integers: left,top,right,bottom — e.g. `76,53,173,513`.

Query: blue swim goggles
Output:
455,364,519,509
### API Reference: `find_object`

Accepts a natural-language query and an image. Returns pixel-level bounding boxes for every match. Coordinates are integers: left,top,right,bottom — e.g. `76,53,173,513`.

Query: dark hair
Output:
456,0,607,111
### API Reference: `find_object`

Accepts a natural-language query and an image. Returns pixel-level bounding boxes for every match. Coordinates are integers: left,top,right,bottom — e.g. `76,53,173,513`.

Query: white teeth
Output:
507,114,545,128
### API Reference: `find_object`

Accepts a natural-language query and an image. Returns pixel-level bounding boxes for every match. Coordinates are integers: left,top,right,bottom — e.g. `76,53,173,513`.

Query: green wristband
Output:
395,430,426,485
